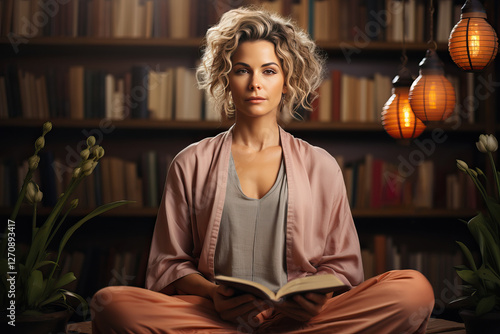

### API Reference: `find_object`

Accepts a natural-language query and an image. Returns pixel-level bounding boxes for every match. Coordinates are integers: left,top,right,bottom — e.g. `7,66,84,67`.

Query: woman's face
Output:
228,40,287,120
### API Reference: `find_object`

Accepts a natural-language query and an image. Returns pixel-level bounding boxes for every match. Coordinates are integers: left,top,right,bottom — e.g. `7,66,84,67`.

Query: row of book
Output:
312,0,461,43
2,0,214,39
1,0,463,43
0,150,173,209
1,150,477,211
0,64,477,124
308,69,477,124
361,234,464,304
336,154,478,210
0,64,216,121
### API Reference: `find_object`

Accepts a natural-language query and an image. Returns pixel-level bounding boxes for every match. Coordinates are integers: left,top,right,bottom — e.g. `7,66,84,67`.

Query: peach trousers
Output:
91,270,434,334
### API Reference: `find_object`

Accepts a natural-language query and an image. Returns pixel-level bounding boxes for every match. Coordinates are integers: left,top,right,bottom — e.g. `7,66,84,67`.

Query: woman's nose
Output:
249,77,262,90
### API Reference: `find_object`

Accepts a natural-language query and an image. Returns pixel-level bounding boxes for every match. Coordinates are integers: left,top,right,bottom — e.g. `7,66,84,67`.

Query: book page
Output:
214,275,276,300
276,274,348,300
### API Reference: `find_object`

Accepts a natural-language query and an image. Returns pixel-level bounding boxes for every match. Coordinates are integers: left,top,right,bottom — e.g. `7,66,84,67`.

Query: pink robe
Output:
146,126,363,293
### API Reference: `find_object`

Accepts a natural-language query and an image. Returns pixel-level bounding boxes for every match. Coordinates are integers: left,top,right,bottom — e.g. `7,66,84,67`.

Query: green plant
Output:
0,122,129,318
454,134,500,316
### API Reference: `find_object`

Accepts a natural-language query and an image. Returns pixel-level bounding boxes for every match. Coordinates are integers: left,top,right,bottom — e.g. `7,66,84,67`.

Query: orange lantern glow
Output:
382,67,426,139
408,49,456,122
449,0,498,71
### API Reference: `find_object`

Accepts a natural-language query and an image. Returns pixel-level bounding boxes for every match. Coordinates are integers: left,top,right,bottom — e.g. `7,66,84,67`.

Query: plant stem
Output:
32,203,37,243
488,152,500,200
45,207,73,287
468,170,488,203
1,169,34,258
10,169,34,221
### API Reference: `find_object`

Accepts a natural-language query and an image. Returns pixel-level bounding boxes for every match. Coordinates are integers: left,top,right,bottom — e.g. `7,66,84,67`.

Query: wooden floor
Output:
67,318,465,333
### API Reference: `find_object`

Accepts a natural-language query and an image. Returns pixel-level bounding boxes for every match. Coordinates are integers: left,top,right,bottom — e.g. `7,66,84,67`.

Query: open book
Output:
214,274,349,302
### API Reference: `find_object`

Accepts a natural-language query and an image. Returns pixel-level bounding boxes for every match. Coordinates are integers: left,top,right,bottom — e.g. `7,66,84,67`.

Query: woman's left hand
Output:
273,292,331,322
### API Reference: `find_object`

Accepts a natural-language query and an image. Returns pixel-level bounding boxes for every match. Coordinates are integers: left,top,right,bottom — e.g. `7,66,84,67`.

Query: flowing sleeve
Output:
145,154,201,294
316,164,364,287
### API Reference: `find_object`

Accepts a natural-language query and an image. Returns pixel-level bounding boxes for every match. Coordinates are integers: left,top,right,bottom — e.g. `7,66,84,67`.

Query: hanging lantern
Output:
408,49,456,122
382,67,426,139
449,0,498,71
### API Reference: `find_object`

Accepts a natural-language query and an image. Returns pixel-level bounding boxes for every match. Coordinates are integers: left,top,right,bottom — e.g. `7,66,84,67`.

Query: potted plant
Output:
0,122,129,333
453,134,500,333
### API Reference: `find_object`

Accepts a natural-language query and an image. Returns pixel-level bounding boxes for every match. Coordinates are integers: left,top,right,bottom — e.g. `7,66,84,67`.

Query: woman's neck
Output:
232,117,280,152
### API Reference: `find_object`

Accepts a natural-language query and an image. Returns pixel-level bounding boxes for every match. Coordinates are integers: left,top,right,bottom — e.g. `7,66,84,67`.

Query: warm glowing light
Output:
382,86,426,140
428,84,437,109
469,34,480,57
408,50,456,122
448,0,498,71
403,104,412,128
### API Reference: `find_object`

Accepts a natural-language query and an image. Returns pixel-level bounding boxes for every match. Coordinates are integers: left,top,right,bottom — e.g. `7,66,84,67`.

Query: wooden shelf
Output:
351,208,477,219
0,36,203,47
317,40,449,53
0,37,449,57
0,118,486,133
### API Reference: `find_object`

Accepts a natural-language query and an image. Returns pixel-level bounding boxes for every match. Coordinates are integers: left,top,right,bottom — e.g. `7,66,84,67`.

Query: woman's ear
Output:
282,85,287,94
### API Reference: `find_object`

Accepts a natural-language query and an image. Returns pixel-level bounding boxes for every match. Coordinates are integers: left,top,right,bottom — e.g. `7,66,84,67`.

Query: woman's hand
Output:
273,292,331,322
211,285,269,324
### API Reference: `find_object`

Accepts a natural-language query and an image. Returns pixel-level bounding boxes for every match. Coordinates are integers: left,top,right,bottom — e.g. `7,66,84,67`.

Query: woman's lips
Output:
246,97,266,103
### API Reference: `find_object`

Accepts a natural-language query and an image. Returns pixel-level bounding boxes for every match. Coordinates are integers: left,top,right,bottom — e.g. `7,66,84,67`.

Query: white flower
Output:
26,182,43,204
485,134,498,152
477,134,498,153
476,140,487,153
456,160,469,172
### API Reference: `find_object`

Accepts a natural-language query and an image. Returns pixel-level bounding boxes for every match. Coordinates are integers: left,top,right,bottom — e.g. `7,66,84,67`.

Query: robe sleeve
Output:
316,162,364,287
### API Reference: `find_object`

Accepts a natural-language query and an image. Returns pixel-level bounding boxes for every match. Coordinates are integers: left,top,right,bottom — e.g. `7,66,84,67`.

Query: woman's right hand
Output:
211,285,269,324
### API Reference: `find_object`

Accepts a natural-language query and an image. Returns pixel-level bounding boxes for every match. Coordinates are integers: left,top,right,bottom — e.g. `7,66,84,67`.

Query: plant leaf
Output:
61,289,89,319
27,270,45,307
467,213,500,272
54,272,76,290
455,268,480,287
485,198,500,236
39,291,64,308
33,260,57,270
25,178,83,272
57,200,130,256
476,294,496,316
477,266,500,287
456,241,478,271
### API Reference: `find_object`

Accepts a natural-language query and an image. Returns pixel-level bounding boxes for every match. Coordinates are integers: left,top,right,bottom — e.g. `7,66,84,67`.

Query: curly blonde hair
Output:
196,6,325,120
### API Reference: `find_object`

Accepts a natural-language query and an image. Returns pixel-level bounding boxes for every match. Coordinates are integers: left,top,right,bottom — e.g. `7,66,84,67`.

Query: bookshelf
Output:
1,0,498,320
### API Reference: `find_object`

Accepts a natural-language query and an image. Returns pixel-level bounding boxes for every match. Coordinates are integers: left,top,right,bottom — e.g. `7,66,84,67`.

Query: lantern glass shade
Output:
409,68,456,122
449,15,499,71
382,87,426,139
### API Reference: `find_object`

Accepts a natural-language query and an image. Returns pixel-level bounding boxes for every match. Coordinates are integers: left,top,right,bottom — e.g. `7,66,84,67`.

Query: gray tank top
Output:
214,154,288,292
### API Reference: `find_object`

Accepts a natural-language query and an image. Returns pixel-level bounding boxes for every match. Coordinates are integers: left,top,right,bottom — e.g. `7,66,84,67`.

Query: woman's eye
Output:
264,69,277,75
235,68,249,74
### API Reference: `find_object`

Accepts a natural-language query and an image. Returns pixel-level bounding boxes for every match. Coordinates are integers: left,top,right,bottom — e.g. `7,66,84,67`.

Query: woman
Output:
91,7,434,333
